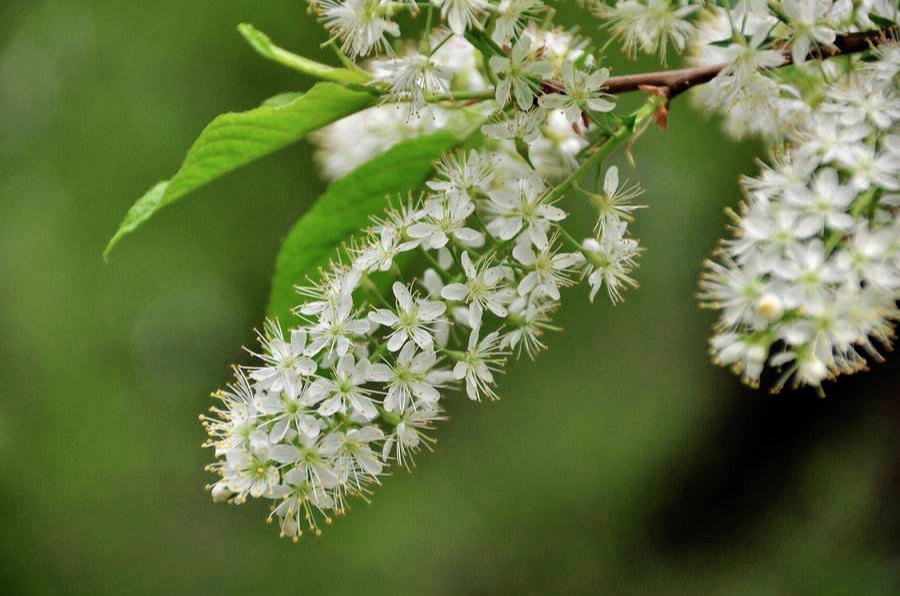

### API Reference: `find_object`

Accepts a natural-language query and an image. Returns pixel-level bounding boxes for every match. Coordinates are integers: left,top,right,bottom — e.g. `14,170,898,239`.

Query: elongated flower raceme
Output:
201,8,653,534
192,0,900,539
201,139,649,538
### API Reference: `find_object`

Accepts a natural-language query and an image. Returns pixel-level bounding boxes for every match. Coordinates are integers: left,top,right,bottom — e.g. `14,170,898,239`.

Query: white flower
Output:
203,372,262,456
698,73,808,140
268,471,335,540
783,167,856,233
823,77,900,130
598,0,698,62
772,239,842,308
781,0,837,65
320,426,385,486
376,195,425,241
248,322,318,392
296,266,361,316
481,109,544,142
727,203,819,264
355,225,417,273
794,351,830,386
376,52,452,112
306,298,371,357
441,251,516,324
700,30,785,110
452,327,506,401
320,0,400,57
717,28,784,80
582,221,642,303
308,353,379,420
486,173,565,249
209,481,233,503
407,195,485,249
369,342,446,412
512,237,582,300
866,39,900,88
709,332,769,388
489,35,553,110
311,105,448,180
699,252,770,329
426,150,494,202
793,113,868,165
432,0,489,35
279,432,342,493
589,166,645,231
368,281,447,351
539,62,615,123
835,223,897,289
528,21,586,58
381,402,441,467
222,440,295,501
839,144,900,192
492,0,544,46
502,296,557,357
255,381,322,442
769,341,832,391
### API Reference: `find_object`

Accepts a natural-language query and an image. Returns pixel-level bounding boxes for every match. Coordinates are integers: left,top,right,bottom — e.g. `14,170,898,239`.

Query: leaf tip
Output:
238,23,272,56
102,235,119,263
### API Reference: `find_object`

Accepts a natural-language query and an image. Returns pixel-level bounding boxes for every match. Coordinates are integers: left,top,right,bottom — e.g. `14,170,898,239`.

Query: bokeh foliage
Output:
0,1,896,594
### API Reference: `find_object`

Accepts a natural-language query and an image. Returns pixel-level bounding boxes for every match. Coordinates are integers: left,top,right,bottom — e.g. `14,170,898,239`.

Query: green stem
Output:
422,5,434,54
558,226,584,254
425,88,496,103
544,96,662,206
429,32,454,56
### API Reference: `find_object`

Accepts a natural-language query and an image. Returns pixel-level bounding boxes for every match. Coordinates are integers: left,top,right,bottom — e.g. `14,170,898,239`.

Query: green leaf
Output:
104,82,376,260
267,131,468,326
238,23,371,85
260,92,305,107
868,14,896,28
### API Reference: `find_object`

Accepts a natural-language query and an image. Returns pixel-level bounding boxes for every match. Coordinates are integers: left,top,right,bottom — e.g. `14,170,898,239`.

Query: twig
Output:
540,26,897,100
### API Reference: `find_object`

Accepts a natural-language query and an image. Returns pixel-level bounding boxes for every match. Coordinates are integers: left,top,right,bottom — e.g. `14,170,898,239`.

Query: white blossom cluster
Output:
593,0,898,390
204,0,658,541
311,35,481,180
592,1,898,140
309,0,558,58
311,25,596,181
203,143,643,537
202,0,898,539
700,43,900,392
686,0,899,140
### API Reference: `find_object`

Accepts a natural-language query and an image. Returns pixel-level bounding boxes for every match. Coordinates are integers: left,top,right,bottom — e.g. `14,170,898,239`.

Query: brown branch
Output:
581,26,897,100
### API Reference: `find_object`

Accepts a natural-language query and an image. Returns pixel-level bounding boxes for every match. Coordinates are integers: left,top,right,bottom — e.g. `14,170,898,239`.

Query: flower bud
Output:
754,293,783,321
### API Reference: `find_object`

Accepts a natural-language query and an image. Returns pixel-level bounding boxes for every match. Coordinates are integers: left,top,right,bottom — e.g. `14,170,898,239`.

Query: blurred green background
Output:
1,1,897,594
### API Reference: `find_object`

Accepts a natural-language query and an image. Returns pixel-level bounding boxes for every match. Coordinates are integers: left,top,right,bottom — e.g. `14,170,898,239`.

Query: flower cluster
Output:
200,0,898,539
203,142,643,537
203,0,663,541
700,43,899,392
685,0,898,140
310,0,553,58
311,24,601,182
594,0,899,390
